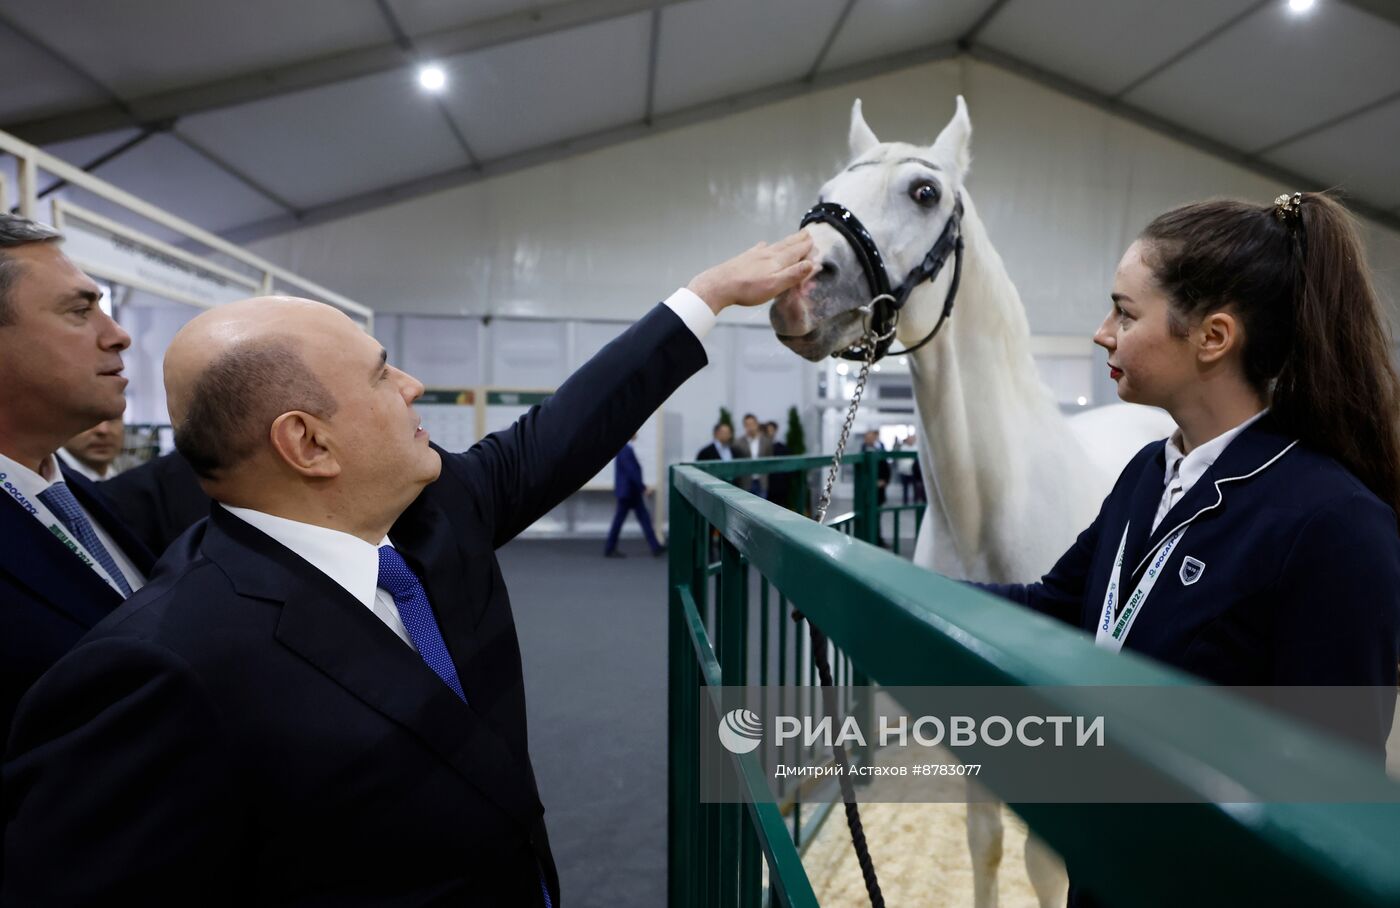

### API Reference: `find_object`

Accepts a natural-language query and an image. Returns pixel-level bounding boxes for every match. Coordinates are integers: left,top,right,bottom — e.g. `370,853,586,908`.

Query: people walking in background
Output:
604,434,664,558
57,415,126,481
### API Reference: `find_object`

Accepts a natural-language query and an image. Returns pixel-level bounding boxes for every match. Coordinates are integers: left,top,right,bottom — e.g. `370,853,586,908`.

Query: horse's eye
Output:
909,181,940,207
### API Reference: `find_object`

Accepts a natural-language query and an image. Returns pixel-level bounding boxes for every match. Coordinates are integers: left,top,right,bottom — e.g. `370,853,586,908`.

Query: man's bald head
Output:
166,297,340,479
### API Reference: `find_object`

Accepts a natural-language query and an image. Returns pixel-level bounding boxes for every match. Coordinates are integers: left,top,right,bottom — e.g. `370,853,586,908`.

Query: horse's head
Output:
771,96,972,361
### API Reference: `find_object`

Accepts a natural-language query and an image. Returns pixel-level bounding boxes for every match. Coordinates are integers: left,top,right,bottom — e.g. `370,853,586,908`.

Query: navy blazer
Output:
0,460,155,740
102,450,211,559
983,414,1400,754
2,304,706,907
613,443,644,500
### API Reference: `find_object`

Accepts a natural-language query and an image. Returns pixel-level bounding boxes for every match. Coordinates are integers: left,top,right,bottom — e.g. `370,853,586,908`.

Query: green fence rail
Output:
668,455,1400,908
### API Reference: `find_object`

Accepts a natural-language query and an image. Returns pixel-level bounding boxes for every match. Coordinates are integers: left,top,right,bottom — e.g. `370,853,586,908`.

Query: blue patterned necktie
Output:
376,546,553,908
376,545,467,702
38,481,133,597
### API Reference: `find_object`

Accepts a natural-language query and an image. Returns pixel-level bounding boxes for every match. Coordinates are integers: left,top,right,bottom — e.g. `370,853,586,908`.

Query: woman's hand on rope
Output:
688,231,816,315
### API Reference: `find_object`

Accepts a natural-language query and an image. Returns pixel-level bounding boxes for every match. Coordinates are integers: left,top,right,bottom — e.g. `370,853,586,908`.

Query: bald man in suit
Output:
3,233,815,906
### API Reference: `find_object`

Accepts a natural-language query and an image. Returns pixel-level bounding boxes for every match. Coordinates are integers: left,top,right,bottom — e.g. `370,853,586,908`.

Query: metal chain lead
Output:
814,323,880,524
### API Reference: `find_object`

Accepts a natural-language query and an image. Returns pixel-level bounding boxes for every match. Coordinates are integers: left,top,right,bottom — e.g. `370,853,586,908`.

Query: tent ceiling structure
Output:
2,0,1397,244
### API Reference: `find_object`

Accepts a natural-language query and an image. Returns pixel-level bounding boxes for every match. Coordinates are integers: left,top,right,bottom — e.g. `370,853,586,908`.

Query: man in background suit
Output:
603,434,663,558
0,214,155,740
3,233,815,905
695,422,734,462
763,420,793,510
733,412,772,495
102,449,211,557
57,414,125,481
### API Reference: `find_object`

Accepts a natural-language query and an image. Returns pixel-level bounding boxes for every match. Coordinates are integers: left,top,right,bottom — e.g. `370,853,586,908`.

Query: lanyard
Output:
0,471,127,595
1095,521,1188,652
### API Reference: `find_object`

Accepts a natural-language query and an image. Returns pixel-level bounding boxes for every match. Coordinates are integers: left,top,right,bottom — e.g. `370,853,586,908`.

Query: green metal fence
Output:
668,454,1400,908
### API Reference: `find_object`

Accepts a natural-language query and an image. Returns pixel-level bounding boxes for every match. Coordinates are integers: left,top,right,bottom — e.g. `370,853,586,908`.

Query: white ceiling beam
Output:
2,0,692,145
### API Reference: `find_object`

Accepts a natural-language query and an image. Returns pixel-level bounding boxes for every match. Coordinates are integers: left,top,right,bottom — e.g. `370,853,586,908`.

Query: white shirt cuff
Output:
663,287,717,342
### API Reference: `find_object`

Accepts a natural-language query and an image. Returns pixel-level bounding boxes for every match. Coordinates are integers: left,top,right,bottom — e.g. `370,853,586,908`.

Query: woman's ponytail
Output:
1142,192,1400,516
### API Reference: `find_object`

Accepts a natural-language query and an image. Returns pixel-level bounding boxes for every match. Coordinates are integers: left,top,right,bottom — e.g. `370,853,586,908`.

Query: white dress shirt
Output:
56,446,120,481
1152,409,1268,533
222,505,417,649
662,287,717,341
0,450,145,594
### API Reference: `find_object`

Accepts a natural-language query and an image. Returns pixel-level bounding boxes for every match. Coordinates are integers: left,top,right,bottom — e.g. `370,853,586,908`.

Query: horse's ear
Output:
849,99,880,158
932,95,972,175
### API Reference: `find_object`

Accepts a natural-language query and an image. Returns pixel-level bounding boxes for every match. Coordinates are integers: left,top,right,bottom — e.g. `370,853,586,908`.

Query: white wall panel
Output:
398,315,483,388
116,292,202,426
488,319,569,388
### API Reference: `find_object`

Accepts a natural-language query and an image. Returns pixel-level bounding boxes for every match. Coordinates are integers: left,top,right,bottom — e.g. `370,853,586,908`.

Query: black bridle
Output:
799,195,965,362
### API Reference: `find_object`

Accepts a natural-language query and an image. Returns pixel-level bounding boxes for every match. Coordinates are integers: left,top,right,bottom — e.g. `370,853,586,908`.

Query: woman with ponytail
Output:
982,191,1400,760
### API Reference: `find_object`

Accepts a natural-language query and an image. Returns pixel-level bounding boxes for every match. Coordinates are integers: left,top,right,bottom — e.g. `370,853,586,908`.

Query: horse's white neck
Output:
906,196,1090,580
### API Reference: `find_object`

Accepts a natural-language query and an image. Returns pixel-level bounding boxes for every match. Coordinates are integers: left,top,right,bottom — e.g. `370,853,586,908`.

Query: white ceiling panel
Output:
178,68,472,210
821,0,991,72
57,132,288,240
388,0,581,37
0,23,107,123
0,0,389,98
438,13,651,160
1124,1,1400,152
1264,95,1400,210
653,0,846,114
978,0,1260,95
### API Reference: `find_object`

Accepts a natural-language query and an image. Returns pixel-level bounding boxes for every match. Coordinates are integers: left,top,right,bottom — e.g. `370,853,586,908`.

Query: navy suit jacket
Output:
0,461,155,741
982,414,1400,754
102,450,211,559
613,444,643,500
2,304,706,907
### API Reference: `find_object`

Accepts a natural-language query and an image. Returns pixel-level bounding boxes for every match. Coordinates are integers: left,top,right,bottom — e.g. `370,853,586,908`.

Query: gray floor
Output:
498,537,670,908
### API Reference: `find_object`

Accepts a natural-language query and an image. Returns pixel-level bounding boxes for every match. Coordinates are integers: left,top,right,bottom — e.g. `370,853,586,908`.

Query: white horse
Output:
771,97,1174,907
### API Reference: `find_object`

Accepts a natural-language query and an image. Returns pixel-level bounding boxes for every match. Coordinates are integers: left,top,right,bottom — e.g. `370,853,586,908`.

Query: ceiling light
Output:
1076,396,1088,406
1287,0,1315,12
418,64,447,92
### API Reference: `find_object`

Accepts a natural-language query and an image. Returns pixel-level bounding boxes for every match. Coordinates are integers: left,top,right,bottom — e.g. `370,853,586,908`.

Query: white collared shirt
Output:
1152,409,1268,533
56,446,119,482
221,505,416,649
662,287,716,341
0,450,146,593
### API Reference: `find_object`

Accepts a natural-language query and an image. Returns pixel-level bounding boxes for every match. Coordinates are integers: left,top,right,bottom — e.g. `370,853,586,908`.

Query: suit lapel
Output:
0,489,123,628
203,508,542,832
60,462,157,572
1121,444,1167,577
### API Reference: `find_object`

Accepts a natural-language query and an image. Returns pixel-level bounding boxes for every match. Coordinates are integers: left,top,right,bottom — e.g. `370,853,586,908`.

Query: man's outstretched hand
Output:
687,232,816,315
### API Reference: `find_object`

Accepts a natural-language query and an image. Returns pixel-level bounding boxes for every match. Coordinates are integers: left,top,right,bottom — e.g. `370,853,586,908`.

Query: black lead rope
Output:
793,610,885,908
786,193,968,908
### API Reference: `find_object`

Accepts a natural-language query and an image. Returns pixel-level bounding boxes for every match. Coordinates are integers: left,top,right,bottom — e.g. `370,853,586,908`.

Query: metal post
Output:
666,471,697,908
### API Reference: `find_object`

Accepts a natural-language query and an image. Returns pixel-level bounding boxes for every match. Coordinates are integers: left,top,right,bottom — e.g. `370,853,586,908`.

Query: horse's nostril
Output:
818,261,839,280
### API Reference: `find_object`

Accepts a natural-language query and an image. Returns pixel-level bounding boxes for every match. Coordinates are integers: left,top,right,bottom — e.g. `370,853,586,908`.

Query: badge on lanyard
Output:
1096,522,1189,652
